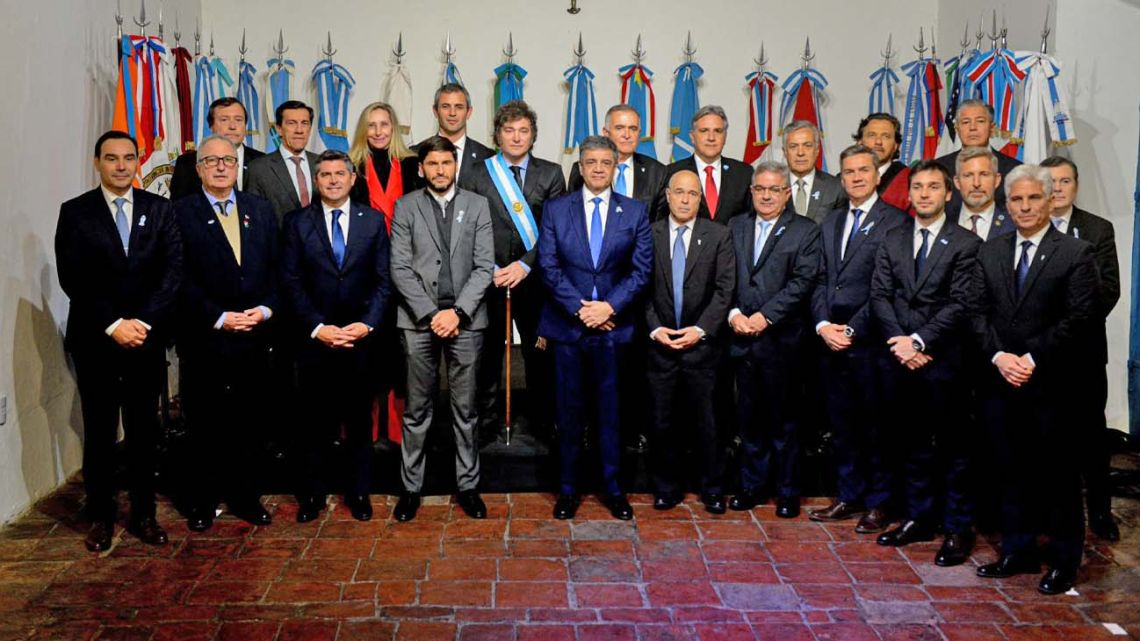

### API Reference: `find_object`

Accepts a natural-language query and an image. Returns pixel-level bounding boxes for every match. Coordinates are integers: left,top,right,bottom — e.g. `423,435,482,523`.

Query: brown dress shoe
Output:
84,522,114,552
855,508,891,533
808,501,866,522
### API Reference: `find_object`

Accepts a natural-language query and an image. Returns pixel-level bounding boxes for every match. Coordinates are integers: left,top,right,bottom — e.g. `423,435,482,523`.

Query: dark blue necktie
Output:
1015,239,1032,295
844,208,863,259
672,226,687,327
915,228,930,278
331,209,346,268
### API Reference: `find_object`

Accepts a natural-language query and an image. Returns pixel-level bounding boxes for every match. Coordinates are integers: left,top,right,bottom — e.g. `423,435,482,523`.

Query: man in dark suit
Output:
854,113,910,211
809,144,909,533
169,97,265,200
973,165,1098,595
173,135,278,531
783,121,845,223
389,136,495,522
1042,155,1122,542
465,100,566,443
954,146,1014,240
645,170,735,514
728,161,822,519
538,136,653,520
656,105,752,224
936,100,1021,215
280,150,391,523
55,130,183,551
869,161,983,565
246,100,319,225
412,83,494,187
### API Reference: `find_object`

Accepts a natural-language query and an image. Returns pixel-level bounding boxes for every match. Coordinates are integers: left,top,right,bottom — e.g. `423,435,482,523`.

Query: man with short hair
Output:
173,135,278,531
782,120,844,223
656,105,752,223
55,130,183,551
390,136,495,522
954,146,1014,240
1041,155,1121,542
570,104,666,210
936,99,1022,214
853,113,910,211
280,150,391,524
973,165,1097,595
246,100,319,224
414,83,494,184
869,160,982,565
539,135,652,521
170,97,265,199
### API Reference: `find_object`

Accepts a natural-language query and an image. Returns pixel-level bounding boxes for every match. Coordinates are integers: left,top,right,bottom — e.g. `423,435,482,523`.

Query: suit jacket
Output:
569,152,667,212
464,153,566,270
245,150,319,225
870,219,982,357
172,190,279,356
655,156,753,223
644,217,735,346
812,199,910,341
412,136,495,188
537,191,653,344
169,146,265,201
280,200,391,356
785,170,846,224
729,211,822,356
936,147,1021,215
974,226,1097,378
55,188,183,354
1066,206,1120,364
389,188,495,330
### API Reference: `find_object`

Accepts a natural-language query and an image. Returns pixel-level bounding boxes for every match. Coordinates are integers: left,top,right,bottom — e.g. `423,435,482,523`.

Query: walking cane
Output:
504,286,512,445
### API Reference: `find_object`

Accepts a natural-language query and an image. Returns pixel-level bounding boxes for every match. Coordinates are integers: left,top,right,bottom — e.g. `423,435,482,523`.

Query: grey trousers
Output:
400,328,483,493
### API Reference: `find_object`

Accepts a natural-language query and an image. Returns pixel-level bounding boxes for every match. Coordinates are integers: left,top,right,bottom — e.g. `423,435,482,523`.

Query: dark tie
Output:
843,208,863,259
970,214,981,235
672,226,687,327
1015,239,1033,295
291,156,310,207
331,209,346,268
510,165,524,189
915,228,930,278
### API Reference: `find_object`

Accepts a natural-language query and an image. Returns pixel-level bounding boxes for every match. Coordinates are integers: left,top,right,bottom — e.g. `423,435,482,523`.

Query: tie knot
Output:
796,179,805,188
332,208,343,220
1051,217,1063,229
677,225,687,237
759,220,771,232
1021,239,1034,250
920,228,929,239
216,199,232,215
591,197,602,206
114,197,126,207
618,163,627,174
290,156,304,167
971,214,981,222
704,165,714,177
852,208,863,218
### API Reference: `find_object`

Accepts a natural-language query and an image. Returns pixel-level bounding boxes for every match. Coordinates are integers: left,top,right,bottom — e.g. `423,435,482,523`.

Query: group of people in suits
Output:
57,88,1119,595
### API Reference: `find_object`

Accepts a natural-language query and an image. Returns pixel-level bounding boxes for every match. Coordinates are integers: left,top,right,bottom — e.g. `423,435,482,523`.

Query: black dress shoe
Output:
128,517,168,546
701,494,727,515
935,531,976,567
553,494,580,520
1038,567,1077,595
345,495,373,522
776,496,800,519
809,500,866,522
729,490,765,512
1089,512,1120,542
855,508,891,534
653,494,681,510
976,553,1040,579
85,522,113,552
876,520,935,547
456,490,487,519
602,494,633,521
393,493,420,522
296,496,324,524
230,500,271,526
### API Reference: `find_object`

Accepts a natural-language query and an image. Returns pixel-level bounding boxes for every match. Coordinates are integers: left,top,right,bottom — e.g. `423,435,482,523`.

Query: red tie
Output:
291,156,311,208
704,165,719,219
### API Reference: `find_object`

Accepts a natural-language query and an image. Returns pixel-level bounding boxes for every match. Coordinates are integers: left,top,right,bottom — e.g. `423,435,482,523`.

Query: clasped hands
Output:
110,319,149,348
993,352,1035,387
886,336,933,370
729,312,770,337
220,307,268,333
316,322,371,348
578,300,615,332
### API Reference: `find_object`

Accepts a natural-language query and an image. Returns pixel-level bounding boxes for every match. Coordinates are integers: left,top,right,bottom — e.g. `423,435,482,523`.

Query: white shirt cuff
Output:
259,306,273,319
815,321,831,334
311,323,324,339
105,318,124,336
909,333,925,351
214,312,227,330
728,308,743,322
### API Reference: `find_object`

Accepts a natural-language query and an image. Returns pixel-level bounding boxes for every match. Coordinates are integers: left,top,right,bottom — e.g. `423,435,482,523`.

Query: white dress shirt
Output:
101,186,148,336
958,202,996,239
694,155,722,195
840,192,879,261
1051,207,1073,234
280,146,312,202
311,198,365,338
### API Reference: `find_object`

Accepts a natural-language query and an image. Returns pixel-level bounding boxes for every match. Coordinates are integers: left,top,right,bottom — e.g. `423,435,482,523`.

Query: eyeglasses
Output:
199,155,238,168
750,185,787,195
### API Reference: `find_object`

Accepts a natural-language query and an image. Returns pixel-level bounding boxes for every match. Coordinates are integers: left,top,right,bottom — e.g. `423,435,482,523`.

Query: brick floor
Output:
1,479,1138,640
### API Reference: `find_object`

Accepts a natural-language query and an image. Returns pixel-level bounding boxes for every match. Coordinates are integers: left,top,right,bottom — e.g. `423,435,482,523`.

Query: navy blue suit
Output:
281,201,391,498
811,198,909,510
538,190,652,495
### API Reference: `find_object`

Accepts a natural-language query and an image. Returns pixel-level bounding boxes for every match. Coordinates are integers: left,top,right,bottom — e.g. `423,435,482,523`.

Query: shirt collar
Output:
850,192,878,214
322,198,352,216
430,186,457,209
694,155,722,175
582,186,612,207
1017,224,1049,246
877,162,889,177
962,202,996,222
503,153,530,171
280,146,307,163
916,213,946,238
203,188,236,212
792,169,816,185
101,185,133,208
668,216,692,234
1052,207,1073,224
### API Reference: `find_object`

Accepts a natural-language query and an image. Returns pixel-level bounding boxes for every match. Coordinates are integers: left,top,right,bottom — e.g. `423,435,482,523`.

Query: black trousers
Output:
477,282,552,436
648,342,724,496
734,341,802,498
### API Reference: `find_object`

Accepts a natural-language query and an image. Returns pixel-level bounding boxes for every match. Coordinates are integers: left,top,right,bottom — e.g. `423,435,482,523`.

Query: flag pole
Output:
504,286,512,446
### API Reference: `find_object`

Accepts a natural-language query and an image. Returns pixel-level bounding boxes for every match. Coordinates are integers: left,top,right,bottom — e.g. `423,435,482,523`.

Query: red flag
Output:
791,78,824,171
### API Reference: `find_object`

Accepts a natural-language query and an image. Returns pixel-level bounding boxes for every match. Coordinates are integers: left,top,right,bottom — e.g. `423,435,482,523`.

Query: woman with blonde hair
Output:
349,101,422,230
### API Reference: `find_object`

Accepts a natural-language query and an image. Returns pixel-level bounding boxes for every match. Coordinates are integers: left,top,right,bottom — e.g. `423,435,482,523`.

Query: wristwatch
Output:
453,307,470,325
843,326,855,338
911,338,924,353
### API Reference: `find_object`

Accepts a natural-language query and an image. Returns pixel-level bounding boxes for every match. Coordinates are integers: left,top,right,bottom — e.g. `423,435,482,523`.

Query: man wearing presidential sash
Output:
465,101,567,444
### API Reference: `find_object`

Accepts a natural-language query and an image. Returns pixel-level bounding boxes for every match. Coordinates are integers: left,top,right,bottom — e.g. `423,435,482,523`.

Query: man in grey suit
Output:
246,100,319,225
389,136,495,522
783,120,845,223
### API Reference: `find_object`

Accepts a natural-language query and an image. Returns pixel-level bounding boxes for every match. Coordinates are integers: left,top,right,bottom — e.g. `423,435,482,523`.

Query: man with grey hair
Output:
570,104,666,210
538,135,652,520
936,99,1022,215
728,161,822,518
973,164,1097,595
412,82,494,184
656,105,752,224
783,120,844,223
954,146,1014,240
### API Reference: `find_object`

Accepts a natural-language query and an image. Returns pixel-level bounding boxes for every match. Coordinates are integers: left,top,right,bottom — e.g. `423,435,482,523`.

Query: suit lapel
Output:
838,201,879,273
914,222,951,292
269,154,302,209
715,161,739,219
654,222,673,292
1016,228,1057,307
598,194,626,267
521,156,539,203
683,218,709,281
753,212,792,274
340,203,372,271
89,190,129,262
1066,208,1085,239
987,208,1009,239
304,205,338,269
569,191,592,267
126,193,149,260
448,192,469,257
632,156,650,202
417,191,444,254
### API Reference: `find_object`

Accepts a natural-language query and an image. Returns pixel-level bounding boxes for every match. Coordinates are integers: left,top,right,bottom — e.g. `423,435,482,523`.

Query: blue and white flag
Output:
1013,52,1076,163
669,61,703,161
312,59,355,152
868,63,899,115
265,57,294,153
235,60,262,149
444,61,464,87
494,62,526,110
563,63,598,154
191,55,216,147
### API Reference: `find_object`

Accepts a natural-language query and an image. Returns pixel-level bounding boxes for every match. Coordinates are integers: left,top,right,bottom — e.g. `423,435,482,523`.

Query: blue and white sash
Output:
485,154,538,251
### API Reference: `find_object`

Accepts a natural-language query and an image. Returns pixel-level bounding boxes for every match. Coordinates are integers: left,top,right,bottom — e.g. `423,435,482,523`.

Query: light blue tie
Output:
754,219,772,266
114,197,130,254
615,163,629,198
672,226,687,327
589,197,603,300
331,209,346,268
1051,217,1064,231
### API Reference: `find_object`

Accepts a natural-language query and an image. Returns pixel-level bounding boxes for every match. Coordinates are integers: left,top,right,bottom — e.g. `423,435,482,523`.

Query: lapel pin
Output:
138,215,147,227
775,226,786,237
939,238,948,245
243,214,251,229
862,220,876,235
207,219,216,225
640,166,646,173
722,163,729,171
616,206,623,214
812,191,820,200
1073,228,1080,239
456,210,465,223
697,238,702,246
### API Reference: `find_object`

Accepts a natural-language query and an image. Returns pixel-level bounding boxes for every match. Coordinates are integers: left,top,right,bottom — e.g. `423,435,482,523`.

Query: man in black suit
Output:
656,105,752,224
570,104,666,210
783,120,845,223
169,97,265,200
246,100,319,225
280,150,391,523
173,135,279,532
809,144,909,533
1042,155,1122,542
936,100,1021,215
854,113,909,211
728,162,822,519
464,100,566,443
645,170,735,514
869,161,982,565
413,83,494,187
55,131,183,551
973,164,1098,595
954,146,1014,240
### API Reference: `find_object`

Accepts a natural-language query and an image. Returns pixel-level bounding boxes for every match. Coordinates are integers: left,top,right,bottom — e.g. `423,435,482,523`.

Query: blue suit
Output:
538,190,652,495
